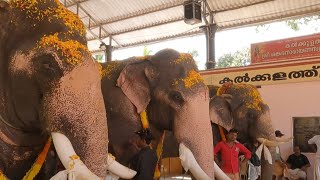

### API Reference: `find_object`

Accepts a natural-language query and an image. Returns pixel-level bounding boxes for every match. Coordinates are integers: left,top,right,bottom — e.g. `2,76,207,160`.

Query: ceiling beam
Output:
212,0,274,13
90,29,203,53
63,0,89,8
87,17,184,41
88,0,185,29
67,0,122,47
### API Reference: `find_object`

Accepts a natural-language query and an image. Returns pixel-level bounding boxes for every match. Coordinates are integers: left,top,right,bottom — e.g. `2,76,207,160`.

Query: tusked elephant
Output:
158,83,278,179
208,83,278,179
100,49,217,179
0,0,134,179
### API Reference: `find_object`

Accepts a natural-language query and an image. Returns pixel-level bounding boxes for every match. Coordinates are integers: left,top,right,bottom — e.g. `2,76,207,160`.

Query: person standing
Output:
130,129,158,180
308,134,320,180
214,128,251,180
273,130,293,179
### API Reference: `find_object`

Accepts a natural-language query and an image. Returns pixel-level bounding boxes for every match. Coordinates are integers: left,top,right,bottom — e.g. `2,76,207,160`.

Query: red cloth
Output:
214,141,251,173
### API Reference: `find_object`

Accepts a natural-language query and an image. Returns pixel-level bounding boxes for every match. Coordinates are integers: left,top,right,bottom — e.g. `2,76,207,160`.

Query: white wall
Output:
259,81,320,179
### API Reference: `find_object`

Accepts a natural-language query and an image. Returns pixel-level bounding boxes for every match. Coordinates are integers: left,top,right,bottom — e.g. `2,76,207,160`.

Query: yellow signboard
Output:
200,60,320,86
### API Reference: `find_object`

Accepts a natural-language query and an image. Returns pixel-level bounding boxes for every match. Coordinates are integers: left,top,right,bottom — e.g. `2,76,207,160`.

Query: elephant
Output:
100,49,217,179
0,0,135,179
208,83,277,179
156,83,278,179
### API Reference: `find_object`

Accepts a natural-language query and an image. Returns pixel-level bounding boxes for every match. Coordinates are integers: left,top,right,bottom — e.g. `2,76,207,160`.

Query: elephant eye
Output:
33,54,63,82
169,91,184,104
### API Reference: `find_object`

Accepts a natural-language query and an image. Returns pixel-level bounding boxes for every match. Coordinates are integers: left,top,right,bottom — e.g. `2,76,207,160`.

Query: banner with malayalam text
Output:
200,60,320,86
251,33,320,64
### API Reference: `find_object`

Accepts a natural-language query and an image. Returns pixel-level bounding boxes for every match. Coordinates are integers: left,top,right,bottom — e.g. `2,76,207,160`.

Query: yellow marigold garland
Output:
139,110,149,129
101,62,120,79
22,137,52,180
217,83,264,111
174,53,193,64
37,33,89,65
0,171,8,180
10,0,86,36
174,70,204,88
154,131,166,179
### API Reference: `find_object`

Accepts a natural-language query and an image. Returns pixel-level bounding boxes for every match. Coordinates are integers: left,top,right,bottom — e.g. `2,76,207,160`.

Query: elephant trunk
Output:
174,88,214,179
255,108,276,180
43,60,108,177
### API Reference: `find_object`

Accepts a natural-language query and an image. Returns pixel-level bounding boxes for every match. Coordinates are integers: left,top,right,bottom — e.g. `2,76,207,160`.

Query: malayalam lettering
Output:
218,66,320,85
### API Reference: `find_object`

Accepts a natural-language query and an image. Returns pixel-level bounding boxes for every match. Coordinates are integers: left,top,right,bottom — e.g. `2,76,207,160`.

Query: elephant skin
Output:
100,49,215,179
0,0,108,179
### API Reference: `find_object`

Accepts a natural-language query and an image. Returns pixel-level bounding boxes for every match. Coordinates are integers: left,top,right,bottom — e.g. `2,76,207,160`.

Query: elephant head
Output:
209,83,275,143
0,0,109,178
209,83,276,178
102,49,215,179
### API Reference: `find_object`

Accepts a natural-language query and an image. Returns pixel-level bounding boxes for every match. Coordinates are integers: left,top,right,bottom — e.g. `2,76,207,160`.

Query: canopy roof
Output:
59,0,320,52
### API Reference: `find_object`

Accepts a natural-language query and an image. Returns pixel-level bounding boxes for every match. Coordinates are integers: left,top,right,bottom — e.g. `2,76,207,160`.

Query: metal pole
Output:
204,24,217,69
105,45,112,62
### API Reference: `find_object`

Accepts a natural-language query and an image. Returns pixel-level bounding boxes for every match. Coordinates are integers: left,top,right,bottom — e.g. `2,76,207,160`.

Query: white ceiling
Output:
59,0,320,52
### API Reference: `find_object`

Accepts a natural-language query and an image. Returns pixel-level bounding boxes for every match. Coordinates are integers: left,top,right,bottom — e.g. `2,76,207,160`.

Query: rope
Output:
0,114,25,131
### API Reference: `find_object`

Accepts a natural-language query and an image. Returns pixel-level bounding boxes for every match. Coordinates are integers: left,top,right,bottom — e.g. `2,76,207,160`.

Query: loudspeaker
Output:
184,0,202,25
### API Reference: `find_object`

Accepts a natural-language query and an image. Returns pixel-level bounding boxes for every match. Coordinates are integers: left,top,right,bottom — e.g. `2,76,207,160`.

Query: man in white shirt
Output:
308,134,320,179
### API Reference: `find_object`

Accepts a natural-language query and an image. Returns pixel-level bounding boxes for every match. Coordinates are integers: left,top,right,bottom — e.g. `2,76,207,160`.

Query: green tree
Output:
216,48,250,68
285,16,320,31
143,46,152,56
94,54,104,63
256,15,320,32
187,49,199,58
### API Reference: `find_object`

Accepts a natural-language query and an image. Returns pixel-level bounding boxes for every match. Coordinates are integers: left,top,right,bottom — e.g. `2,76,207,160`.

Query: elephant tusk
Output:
178,143,212,180
51,132,100,179
106,154,137,179
257,137,284,147
214,161,231,180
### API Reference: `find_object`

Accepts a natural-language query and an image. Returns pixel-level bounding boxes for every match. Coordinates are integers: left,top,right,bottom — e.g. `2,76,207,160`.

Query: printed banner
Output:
251,33,320,64
200,61,320,86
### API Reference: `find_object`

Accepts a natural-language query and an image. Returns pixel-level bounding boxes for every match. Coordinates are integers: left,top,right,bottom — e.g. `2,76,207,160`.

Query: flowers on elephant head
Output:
174,53,194,64
36,33,89,65
218,83,265,111
101,61,121,79
173,70,204,88
10,0,86,36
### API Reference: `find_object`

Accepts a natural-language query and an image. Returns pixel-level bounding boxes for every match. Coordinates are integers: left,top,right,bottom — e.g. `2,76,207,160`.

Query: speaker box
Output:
184,1,202,25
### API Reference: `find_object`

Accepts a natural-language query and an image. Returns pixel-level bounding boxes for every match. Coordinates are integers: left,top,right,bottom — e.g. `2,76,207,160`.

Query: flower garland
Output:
10,0,86,36
22,137,52,180
154,131,166,179
173,70,204,88
139,110,149,129
0,171,8,180
37,33,89,66
139,110,165,178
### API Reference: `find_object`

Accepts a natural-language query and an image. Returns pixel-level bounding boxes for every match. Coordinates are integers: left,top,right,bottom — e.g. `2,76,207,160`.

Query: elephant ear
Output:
209,94,233,131
117,60,158,113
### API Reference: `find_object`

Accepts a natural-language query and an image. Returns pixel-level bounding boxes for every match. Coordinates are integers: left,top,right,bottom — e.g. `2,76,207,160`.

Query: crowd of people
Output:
213,128,320,180
128,127,319,180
